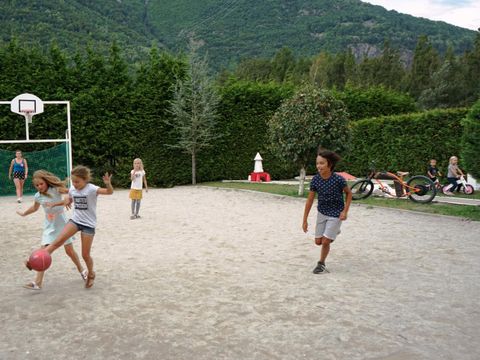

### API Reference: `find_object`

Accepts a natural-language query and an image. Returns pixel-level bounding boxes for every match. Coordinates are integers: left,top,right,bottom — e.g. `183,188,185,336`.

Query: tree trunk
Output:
298,166,306,196
192,152,197,185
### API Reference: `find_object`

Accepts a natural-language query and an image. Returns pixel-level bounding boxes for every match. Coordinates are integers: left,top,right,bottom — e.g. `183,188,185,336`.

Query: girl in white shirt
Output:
129,158,148,219
37,165,113,288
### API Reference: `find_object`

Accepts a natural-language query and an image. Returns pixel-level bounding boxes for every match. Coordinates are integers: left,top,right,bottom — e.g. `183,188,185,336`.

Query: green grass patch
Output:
202,181,480,221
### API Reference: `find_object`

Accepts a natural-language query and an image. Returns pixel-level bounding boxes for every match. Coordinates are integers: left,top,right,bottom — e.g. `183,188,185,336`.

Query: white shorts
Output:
315,212,342,241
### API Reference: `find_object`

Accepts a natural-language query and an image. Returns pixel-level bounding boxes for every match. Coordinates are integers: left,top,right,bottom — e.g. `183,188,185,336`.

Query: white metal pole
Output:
25,117,30,140
66,101,73,175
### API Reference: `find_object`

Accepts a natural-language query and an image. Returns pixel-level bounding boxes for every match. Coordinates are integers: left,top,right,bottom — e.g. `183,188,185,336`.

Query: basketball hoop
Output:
21,110,34,124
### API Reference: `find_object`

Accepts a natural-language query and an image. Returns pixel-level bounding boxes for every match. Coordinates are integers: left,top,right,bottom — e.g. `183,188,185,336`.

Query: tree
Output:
419,46,467,109
234,58,272,82
268,86,350,195
463,30,480,104
309,52,333,88
374,40,405,90
461,99,480,179
407,35,440,99
271,47,296,83
167,39,220,185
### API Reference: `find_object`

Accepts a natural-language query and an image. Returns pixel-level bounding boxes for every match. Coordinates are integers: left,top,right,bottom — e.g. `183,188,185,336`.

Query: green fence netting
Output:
0,143,70,196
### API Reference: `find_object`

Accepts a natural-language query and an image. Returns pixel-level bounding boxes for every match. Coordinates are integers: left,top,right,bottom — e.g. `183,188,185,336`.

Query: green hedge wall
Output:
461,99,480,179
197,81,296,181
345,108,468,177
335,85,417,121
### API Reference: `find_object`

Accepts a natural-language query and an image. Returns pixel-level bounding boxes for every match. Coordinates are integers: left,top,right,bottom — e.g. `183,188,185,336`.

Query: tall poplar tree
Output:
167,39,220,185
407,35,440,100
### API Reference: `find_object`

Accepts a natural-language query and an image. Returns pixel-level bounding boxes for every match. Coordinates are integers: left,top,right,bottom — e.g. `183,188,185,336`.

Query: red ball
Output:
29,249,52,271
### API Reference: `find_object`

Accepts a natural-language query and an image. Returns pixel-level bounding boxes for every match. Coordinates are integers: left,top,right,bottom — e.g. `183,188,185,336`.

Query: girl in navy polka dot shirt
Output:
302,149,352,274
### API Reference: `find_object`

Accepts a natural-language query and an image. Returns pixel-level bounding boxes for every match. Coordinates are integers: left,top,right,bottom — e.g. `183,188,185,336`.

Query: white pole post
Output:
66,101,73,175
25,117,30,140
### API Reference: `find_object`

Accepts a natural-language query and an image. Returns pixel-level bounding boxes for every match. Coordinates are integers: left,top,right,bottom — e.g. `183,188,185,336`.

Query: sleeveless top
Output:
12,159,25,173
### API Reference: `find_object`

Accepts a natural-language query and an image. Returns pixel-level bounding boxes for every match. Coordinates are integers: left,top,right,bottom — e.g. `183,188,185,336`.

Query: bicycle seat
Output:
396,171,409,177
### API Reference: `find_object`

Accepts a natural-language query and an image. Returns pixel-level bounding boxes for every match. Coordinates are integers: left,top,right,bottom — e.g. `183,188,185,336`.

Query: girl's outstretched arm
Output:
97,172,113,195
17,201,40,216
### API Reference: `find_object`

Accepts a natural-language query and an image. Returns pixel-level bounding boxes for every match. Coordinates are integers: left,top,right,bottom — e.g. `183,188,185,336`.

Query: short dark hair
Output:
317,149,341,170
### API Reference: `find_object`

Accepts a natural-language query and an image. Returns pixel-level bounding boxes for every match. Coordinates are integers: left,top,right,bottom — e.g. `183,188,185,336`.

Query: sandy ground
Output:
1,187,479,360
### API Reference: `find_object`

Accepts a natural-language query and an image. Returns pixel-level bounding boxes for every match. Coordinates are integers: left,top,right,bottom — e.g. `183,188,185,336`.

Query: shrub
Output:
346,108,468,177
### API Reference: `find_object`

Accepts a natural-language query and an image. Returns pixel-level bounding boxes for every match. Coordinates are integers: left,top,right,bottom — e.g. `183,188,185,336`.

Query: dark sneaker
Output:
313,261,328,274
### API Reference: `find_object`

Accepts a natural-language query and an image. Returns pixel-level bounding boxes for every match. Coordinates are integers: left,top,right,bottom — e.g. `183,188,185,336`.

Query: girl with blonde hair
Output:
18,170,86,290
38,165,113,288
129,158,148,219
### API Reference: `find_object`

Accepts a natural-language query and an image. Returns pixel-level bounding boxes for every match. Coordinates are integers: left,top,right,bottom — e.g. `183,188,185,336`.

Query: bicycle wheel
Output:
462,184,475,195
407,175,436,203
442,184,451,193
350,179,374,200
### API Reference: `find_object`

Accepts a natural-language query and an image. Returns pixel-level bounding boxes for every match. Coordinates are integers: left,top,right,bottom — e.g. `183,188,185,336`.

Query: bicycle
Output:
428,176,444,194
350,165,437,203
442,175,475,195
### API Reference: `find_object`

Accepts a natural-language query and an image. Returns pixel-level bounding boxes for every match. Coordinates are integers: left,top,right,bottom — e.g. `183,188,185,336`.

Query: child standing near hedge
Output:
129,158,148,219
302,149,352,274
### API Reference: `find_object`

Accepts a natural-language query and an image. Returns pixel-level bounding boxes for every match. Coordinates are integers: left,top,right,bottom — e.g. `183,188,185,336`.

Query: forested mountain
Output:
0,0,476,67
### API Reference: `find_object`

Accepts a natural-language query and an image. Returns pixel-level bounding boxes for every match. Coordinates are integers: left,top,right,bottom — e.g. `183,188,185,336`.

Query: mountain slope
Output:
0,0,154,61
144,0,475,65
0,0,476,67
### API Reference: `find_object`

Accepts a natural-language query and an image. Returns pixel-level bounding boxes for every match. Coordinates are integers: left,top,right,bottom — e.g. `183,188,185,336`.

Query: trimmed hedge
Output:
335,85,417,121
197,81,296,181
345,108,468,177
461,99,480,178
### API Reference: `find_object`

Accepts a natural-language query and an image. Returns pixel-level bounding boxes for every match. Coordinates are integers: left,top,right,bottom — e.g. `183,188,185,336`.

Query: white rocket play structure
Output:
248,152,271,182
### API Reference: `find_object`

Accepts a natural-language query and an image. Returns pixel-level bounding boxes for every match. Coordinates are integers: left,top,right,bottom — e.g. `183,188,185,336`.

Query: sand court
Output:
1,186,479,359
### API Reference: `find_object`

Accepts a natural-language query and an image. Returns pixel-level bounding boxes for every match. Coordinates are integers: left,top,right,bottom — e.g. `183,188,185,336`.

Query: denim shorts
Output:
69,219,95,235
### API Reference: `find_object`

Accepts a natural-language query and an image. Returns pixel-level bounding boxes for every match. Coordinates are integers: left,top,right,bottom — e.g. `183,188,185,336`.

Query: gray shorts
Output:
315,212,342,241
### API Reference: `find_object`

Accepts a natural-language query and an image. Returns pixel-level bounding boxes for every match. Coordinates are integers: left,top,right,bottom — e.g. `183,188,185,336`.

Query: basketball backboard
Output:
10,93,44,116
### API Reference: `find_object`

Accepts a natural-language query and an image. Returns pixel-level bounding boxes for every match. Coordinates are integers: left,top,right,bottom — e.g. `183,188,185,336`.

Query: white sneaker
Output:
17,198,22,203
444,191,454,196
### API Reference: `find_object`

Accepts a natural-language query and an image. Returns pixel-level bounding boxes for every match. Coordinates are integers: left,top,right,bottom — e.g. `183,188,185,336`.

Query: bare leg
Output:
320,237,332,263
81,232,95,287
64,243,84,273
45,222,78,254
13,178,21,199
35,271,45,287
19,179,25,198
